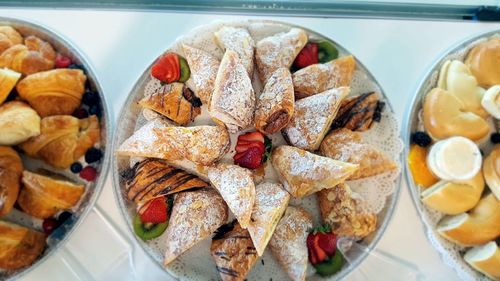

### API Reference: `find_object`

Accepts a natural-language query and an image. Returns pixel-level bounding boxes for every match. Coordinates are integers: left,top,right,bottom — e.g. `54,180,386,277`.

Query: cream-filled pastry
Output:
481,85,500,119
465,37,500,89
484,145,500,200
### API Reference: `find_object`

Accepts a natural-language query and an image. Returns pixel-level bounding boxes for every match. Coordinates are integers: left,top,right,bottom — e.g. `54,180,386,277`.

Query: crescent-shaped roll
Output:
0,146,23,217
0,101,40,146
0,220,46,270
0,35,55,75
0,26,23,53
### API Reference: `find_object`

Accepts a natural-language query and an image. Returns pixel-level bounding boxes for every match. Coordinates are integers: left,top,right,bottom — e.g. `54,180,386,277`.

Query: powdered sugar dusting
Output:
214,26,255,77
182,44,220,104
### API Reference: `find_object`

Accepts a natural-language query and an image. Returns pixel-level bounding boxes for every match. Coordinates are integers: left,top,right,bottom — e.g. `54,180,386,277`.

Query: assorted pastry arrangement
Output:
408,36,500,280
0,25,104,273
117,23,398,280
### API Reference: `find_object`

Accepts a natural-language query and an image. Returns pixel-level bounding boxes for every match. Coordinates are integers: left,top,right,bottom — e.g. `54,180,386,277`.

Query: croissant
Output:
18,170,85,219
16,68,86,117
0,68,21,105
19,115,100,169
0,35,56,75
0,101,41,146
0,26,23,53
0,146,23,217
0,220,46,270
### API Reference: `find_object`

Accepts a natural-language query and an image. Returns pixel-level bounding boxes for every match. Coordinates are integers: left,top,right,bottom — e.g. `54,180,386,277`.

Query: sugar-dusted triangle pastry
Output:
271,145,359,198
0,220,46,270
318,183,377,239
268,206,312,281
320,128,398,180
210,50,255,133
293,55,356,99
214,26,255,77
116,120,230,166
255,28,308,83
254,68,295,134
282,87,349,151
138,82,201,125
208,164,255,229
182,44,220,104
247,181,290,256
163,188,228,265
211,220,258,281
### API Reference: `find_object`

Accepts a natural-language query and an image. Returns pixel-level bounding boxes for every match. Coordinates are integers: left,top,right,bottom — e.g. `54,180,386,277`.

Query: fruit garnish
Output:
235,141,265,153
262,135,273,163
79,166,97,181
133,214,168,241
307,224,337,265
411,131,432,147
82,91,100,106
151,52,181,84
491,132,500,144
68,63,85,72
317,41,338,63
234,147,263,169
88,105,101,117
58,211,73,224
139,197,168,224
234,131,271,169
70,162,82,174
72,108,89,119
55,54,72,68
314,250,344,277
238,131,265,143
85,147,103,164
42,218,59,235
293,43,318,70
178,56,191,83
408,144,439,188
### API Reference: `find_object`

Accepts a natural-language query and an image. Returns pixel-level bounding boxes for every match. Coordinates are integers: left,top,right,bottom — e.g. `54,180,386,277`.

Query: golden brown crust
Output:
0,68,22,105
0,146,23,217
0,35,55,75
210,222,258,281
16,69,86,117
0,221,46,270
0,101,41,146
18,170,85,219
465,38,500,89
0,26,23,53
182,44,220,104
19,115,100,169
332,92,379,132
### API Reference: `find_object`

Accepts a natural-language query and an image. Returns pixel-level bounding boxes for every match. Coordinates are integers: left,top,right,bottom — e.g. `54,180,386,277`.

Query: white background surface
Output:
1,8,499,281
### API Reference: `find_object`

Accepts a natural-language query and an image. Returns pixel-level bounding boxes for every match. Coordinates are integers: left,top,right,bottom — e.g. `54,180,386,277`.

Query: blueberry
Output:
411,131,432,147
68,63,86,73
85,148,102,164
72,108,89,119
372,111,382,122
491,133,500,144
88,105,101,117
58,211,73,224
70,162,83,173
375,101,386,113
82,91,100,106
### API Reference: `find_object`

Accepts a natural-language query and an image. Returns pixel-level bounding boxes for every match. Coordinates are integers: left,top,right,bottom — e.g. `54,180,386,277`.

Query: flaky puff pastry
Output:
254,68,294,134
18,170,84,219
182,44,220,104
164,188,228,265
320,128,398,180
268,206,312,281
0,220,46,270
0,35,55,75
271,145,358,198
318,183,377,239
214,26,255,77
293,55,356,99
0,68,21,105
17,69,86,117
0,146,23,217
255,28,308,83
19,115,100,169
0,101,40,146
0,26,23,53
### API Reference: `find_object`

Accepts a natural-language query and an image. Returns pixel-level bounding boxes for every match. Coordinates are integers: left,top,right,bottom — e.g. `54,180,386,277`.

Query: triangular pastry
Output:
214,26,255,77
255,28,308,83
182,44,220,104
268,206,312,281
0,220,46,270
254,68,295,134
211,220,258,281
210,50,255,133
293,55,356,99
116,121,230,166
318,183,376,239
163,188,228,265
320,128,398,180
247,181,290,256
208,164,255,229
271,145,359,198
282,87,349,151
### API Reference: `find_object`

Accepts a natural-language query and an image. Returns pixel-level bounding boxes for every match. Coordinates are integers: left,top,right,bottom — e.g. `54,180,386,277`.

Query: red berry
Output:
235,141,265,154
139,197,168,224
55,54,72,68
293,43,319,69
317,232,337,256
238,131,265,143
42,218,59,235
80,166,97,181
151,53,180,83
307,233,328,265
234,147,263,169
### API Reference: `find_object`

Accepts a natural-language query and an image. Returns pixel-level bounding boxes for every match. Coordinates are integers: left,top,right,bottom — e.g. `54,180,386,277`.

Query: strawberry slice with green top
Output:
151,53,181,84
307,224,344,277
238,131,265,143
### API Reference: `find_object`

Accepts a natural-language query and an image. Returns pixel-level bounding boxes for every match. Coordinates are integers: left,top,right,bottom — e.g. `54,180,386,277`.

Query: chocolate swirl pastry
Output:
331,92,385,131
124,158,209,205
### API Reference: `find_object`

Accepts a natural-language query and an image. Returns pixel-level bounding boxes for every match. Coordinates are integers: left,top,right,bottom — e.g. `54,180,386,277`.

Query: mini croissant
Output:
0,146,23,217
19,115,100,169
16,69,86,117
0,35,56,75
0,26,23,53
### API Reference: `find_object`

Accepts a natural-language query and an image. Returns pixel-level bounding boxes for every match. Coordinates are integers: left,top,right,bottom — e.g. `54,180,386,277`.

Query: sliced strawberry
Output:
234,147,263,169
233,151,247,162
317,232,337,256
235,141,265,154
139,197,168,224
307,224,337,265
293,43,319,70
238,131,265,143
307,233,328,265
151,53,180,83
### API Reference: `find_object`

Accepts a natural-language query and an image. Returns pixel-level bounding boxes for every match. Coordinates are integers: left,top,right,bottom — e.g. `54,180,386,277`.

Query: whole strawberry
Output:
307,224,337,265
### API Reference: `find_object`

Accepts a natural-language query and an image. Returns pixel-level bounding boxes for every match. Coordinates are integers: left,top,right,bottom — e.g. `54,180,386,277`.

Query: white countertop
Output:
2,8,499,281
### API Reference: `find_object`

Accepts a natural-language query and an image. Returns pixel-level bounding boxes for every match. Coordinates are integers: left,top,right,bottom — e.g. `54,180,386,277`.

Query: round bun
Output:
0,101,40,145
465,38,500,89
484,145,500,200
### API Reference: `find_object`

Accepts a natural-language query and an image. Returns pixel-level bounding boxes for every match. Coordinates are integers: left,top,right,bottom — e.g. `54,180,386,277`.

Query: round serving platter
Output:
0,17,111,281
112,19,403,280
404,29,500,281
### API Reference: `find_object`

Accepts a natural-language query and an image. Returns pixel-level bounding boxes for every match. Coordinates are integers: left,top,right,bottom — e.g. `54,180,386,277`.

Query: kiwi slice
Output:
178,56,191,83
133,214,168,240
314,250,344,277
317,41,338,63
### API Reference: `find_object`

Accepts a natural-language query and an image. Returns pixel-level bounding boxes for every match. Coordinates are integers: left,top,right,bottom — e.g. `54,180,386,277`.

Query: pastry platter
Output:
112,20,403,280
0,17,110,280
404,30,500,281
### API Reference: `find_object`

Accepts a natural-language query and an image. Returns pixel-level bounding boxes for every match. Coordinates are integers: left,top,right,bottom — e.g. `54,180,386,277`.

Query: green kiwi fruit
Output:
314,250,344,277
317,41,339,63
178,56,191,83
133,214,168,240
